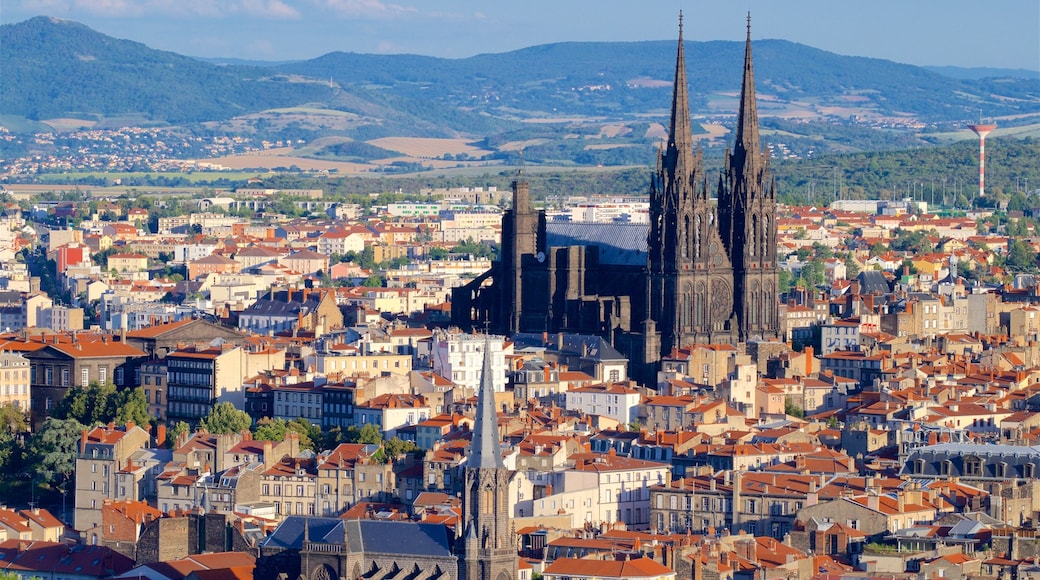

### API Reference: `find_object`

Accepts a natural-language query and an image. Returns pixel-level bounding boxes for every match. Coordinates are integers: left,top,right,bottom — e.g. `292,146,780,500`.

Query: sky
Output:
3,0,1039,71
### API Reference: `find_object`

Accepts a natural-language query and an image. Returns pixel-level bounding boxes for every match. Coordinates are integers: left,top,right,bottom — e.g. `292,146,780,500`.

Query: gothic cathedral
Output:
452,16,781,382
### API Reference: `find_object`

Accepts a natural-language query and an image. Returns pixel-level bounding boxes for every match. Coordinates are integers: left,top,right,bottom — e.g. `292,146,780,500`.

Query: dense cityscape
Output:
1,10,1040,580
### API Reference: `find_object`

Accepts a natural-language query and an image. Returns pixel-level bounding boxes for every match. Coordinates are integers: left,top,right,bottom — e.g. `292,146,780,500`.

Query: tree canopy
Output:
201,402,252,434
51,382,151,427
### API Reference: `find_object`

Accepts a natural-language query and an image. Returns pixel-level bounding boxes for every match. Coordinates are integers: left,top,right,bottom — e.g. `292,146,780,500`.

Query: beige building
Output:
312,351,412,379
315,443,393,516
74,423,152,532
107,253,149,273
0,351,30,413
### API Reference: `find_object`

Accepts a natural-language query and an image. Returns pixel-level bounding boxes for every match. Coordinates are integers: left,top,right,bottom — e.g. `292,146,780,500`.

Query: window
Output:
99,367,107,385
80,368,88,387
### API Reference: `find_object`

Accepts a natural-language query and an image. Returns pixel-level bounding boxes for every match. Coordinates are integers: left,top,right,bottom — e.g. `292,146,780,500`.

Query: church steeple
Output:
734,12,761,166
469,337,504,469
459,335,515,580
667,11,695,174
718,13,781,343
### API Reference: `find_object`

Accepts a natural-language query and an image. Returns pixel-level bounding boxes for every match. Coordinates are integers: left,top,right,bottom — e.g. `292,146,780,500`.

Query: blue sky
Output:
3,0,1039,70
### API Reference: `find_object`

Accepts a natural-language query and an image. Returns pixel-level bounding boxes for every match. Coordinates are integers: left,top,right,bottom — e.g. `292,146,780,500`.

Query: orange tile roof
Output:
544,557,674,578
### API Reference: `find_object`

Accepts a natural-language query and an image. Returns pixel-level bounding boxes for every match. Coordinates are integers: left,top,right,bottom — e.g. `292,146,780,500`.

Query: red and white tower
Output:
969,123,997,198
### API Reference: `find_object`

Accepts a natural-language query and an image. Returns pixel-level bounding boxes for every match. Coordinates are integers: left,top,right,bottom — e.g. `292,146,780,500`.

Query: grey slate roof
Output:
469,337,505,470
344,520,454,557
513,332,627,362
260,516,346,549
857,270,890,295
901,442,1040,479
546,222,648,267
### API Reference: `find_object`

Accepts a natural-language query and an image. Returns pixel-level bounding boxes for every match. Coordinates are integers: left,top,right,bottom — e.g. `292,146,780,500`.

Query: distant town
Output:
2,17,1040,580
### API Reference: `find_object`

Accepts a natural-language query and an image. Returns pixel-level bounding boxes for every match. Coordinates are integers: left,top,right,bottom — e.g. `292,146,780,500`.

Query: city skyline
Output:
3,0,1038,71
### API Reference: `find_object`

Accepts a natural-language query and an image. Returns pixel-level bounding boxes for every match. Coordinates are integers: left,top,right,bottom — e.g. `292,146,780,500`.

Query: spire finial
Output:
679,10,684,37
746,12,751,38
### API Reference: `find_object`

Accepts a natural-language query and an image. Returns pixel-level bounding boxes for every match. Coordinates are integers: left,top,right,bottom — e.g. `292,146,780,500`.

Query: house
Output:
0,540,135,580
75,423,153,533
543,557,676,580
187,254,241,281
564,383,641,426
107,253,150,273
25,337,147,429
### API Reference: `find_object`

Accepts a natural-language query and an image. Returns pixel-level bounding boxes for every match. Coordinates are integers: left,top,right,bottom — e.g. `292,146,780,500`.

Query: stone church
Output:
255,339,515,580
453,17,782,382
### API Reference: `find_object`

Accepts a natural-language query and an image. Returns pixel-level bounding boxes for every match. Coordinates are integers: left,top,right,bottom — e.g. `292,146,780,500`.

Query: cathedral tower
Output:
648,13,736,354
718,15,780,342
458,339,515,580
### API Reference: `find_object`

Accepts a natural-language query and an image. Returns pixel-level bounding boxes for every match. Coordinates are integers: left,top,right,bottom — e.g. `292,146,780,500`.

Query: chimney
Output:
804,346,814,375
867,492,880,512
156,424,167,448
80,429,89,453
126,420,135,431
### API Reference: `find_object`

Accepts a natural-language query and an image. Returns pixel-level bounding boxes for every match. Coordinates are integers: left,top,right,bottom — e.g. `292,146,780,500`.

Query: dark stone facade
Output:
452,19,781,384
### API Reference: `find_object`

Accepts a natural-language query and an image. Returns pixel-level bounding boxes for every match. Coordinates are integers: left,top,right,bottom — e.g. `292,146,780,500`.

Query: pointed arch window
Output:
695,216,702,259
750,215,758,257
683,215,691,258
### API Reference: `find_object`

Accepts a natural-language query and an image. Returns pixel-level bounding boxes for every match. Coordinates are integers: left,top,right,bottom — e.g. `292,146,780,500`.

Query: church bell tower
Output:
718,14,780,342
458,338,515,580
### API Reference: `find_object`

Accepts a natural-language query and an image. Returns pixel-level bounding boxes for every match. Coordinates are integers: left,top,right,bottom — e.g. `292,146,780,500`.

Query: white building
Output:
564,383,641,425
431,332,509,394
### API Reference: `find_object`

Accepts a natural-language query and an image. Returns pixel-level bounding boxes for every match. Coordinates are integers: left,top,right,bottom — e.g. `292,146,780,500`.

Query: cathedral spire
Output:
469,336,504,469
735,12,761,162
667,11,694,168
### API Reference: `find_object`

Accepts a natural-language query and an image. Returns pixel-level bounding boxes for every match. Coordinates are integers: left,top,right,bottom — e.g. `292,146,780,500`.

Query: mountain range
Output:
2,16,1039,162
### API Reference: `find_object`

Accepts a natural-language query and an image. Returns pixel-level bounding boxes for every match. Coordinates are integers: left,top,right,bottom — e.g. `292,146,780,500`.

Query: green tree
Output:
843,254,861,278
1007,239,1038,271
253,417,316,451
382,437,417,462
28,417,85,499
167,421,191,448
0,403,28,434
342,423,383,445
201,402,252,434
113,387,151,427
51,382,117,426
361,275,384,287
784,397,805,419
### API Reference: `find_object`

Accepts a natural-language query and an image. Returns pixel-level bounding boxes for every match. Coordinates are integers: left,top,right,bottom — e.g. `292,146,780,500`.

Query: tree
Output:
51,382,118,426
341,423,383,445
361,275,384,287
51,382,149,427
201,402,252,434
28,416,85,518
1007,239,1038,272
842,254,861,278
167,421,190,448
254,417,316,451
113,387,151,427
784,397,805,419
0,411,22,473
382,437,417,462
0,403,28,434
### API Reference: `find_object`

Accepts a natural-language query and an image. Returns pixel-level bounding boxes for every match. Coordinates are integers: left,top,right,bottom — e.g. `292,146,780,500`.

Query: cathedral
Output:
452,16,782,382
